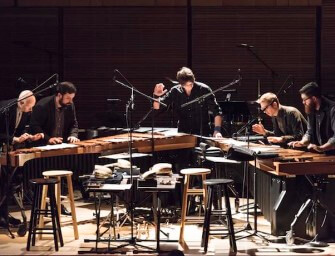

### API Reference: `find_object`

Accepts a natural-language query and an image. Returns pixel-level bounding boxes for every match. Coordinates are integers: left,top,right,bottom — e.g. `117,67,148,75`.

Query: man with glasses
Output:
252,92,307,144
288,82,335,153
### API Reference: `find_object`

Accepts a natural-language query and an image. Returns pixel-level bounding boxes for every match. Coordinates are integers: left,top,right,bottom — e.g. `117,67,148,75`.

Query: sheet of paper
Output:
35,143,78,151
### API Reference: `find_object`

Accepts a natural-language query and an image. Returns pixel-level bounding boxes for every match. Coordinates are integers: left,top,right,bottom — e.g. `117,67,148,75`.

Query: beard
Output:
305,102,315,114
58,96,71,108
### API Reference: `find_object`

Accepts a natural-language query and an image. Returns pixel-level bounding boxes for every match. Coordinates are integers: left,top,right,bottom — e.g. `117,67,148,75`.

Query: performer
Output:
153,67,223,138
30,81,80,145
29,82,80,215
0,90,40,228
252,92,307,144
288,82,335,154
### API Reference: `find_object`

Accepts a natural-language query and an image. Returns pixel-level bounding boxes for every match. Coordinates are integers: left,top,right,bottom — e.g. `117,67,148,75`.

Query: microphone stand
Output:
244,46,279,83
0,74,58,237
113,76,166,252
180,79,240,141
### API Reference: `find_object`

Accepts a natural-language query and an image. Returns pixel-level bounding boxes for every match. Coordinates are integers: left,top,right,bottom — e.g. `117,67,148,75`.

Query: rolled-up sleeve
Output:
327,106,335,146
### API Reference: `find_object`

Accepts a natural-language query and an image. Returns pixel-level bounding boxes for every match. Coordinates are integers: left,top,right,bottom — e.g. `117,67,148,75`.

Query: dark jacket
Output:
30,95,78,145
303,96,335,148
0,98,30,146
157,81,222,136
267,105,307,143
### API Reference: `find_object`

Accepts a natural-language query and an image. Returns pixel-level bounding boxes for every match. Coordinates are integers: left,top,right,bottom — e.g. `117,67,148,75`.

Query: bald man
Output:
0,90,42,147
0,90,41,228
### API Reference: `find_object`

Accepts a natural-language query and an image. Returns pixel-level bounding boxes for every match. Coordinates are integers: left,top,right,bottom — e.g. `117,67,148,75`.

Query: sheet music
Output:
103,138,131,143
250,145,280,154
35,143,78,151
100,184,132,190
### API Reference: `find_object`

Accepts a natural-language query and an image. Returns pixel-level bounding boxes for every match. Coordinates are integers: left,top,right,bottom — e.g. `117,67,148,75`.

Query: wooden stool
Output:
39,170,79,240
201,178,237,253
179,168,211,244
27,178,63,251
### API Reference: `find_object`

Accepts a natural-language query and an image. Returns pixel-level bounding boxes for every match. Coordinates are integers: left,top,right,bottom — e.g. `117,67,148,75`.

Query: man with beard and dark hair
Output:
29,82,80,216
288,82,335,154
30,81,80,145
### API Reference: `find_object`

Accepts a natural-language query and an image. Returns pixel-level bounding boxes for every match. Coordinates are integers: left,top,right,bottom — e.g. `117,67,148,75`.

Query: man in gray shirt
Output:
252,92,307,144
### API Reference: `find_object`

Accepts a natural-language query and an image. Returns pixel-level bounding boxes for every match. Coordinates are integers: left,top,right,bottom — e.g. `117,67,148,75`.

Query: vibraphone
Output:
208,137,335,236
1,132,197,194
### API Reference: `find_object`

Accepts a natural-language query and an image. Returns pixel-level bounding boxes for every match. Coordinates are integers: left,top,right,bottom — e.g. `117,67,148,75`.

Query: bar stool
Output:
201,178,237,253
179,168,211,244
205,156,241,212
26,178,63,251
39,170,79,240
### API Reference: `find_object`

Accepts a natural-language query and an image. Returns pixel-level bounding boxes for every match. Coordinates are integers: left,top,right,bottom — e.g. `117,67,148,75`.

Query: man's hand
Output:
287,140,307,148
48,137,63,145
13,133,30,144
267,136,284,144
252,123,266,135
29,133,43,142
213,131,223,138
67,136,80,143
307,144,323,153
153,83,167,97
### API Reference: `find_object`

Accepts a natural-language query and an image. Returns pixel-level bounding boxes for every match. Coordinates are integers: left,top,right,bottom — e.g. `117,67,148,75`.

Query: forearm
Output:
214,115,222,128
319,142,335,152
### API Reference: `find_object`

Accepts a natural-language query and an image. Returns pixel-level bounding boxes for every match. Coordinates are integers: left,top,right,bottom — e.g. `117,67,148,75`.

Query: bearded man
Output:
288,82,335,154
30,81,80,145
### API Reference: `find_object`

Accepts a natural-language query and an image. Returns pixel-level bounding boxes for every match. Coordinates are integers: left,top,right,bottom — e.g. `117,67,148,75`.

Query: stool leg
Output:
202,174,207,210
203,186,213,253
201,185,211,247
38,184,48,240
32,185,41,246
53,184,64,247
49,186,60,251
66,174,79,239
26,185,37,251
223,184,237,252
55,177,61,221
179,174,189,243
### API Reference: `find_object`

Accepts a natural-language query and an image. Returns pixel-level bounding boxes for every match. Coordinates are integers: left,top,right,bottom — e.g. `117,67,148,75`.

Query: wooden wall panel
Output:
62,7,187,128
321,1,335,97
0,4,333,131
0,8,59,99
192,7,316,124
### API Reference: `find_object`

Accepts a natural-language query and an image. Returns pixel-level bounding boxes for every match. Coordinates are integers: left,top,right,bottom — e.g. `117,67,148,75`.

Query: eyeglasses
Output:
260,101,274,112
302,96,312,103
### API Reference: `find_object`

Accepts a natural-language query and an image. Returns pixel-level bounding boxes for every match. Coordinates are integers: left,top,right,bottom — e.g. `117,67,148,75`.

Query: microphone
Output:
226,93,231,101
283,76,294,94
236,43,254,49
165,77,179,85
113,69,118,82
17,77,28,84
107,98,121,102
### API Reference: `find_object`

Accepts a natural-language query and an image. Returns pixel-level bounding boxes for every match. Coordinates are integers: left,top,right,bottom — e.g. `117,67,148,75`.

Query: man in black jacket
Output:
0,90,39,228
153,67,223,137
29,82,80,216
288,82,335,154
30,81,80,145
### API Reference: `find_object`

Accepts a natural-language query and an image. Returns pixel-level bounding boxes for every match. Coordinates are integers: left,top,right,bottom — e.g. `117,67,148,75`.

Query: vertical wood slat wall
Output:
0,4,333,129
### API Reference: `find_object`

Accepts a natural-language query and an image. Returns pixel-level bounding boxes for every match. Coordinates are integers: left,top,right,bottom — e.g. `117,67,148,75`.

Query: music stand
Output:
227,145,278,241
218,101,251,137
